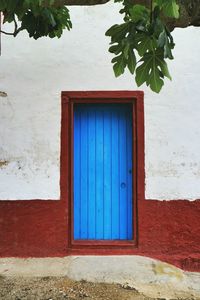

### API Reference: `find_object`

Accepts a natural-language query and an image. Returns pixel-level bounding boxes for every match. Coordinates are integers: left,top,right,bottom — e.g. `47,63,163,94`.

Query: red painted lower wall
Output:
0,198,200,272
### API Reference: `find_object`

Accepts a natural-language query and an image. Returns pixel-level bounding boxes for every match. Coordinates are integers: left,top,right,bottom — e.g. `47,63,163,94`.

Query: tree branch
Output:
47,0,110,6
0,15,23,38
14,15,18,32
0,30,15,36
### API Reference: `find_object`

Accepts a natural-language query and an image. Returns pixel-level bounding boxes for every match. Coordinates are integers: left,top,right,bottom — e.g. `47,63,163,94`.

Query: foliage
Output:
0,0,72,39
106,0,179,93
0,0,180,93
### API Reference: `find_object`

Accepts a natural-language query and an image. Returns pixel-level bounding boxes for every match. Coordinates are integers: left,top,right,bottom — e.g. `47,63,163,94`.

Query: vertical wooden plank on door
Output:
127,107,133,239
111,107,120,239
119,107,127,239
88,106,96,239
95,106,104,239
103,106,112,239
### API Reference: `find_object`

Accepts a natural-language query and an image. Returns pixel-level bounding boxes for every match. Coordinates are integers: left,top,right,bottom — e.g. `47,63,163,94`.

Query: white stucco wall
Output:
0,2,200,200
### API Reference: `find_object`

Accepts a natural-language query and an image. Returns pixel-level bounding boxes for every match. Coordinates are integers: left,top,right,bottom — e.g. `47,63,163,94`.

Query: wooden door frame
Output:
61,91,144,255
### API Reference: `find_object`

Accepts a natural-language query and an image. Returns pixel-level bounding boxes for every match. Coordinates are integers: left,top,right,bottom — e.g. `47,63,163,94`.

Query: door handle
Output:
121,182,126,188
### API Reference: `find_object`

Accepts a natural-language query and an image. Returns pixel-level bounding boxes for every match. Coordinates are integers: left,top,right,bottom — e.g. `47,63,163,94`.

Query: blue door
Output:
74,103,133,240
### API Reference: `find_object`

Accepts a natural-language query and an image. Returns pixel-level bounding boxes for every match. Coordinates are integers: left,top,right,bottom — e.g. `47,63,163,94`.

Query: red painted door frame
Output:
61,91,145,255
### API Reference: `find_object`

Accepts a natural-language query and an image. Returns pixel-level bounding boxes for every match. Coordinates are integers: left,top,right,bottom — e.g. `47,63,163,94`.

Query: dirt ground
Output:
0,275,198,300
0,276,163,300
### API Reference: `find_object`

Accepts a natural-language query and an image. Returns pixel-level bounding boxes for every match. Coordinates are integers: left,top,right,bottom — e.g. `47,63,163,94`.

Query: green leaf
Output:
113,55,126,77
163,0,179,18
105,23,128,37
127,50,136,74
44,9,56,27
135,33,157,56
129,5,150,23
109,45,120,54
105,23,130,43
123,42,130,59
155,0,179,18
158,59,172,80
111,55,121,63
0,0,6,10
135,57,152,87
105,24,119,36
158,29,174,59
6,0,18,11
135,50,171,93
147,68,164,93
157,30,166,47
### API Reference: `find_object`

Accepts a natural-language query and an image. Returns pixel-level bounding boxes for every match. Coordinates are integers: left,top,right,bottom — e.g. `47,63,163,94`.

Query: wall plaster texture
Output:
0,3,200,200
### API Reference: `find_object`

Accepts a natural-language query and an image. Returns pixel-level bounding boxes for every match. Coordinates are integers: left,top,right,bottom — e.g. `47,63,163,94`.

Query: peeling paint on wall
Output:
0,91,7,97
0,160,9,168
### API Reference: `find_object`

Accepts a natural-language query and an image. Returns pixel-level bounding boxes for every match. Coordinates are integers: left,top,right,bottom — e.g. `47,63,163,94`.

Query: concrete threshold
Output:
0,256,200,299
